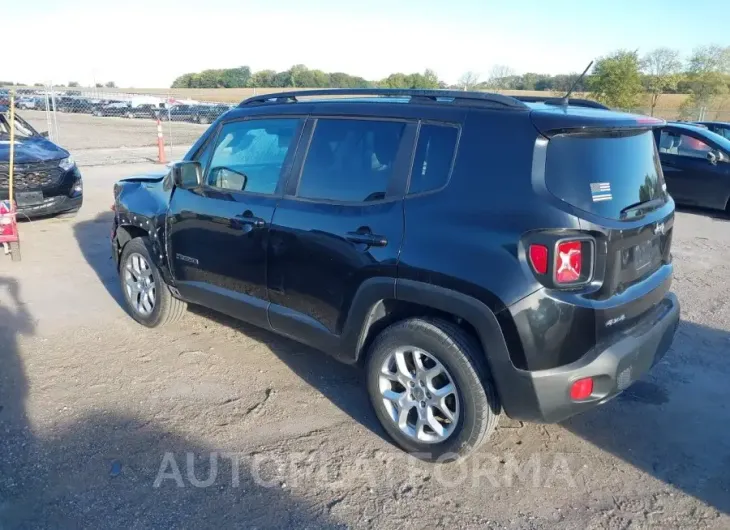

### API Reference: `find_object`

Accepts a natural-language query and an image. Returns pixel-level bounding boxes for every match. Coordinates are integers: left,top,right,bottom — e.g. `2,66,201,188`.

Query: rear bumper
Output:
497,291,679,422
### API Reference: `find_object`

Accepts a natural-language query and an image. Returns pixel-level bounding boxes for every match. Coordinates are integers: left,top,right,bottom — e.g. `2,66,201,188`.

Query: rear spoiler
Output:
530,110,665,138
512,96,610,110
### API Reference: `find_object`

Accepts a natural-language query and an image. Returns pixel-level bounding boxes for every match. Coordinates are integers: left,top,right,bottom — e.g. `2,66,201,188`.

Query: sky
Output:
3,0,728,88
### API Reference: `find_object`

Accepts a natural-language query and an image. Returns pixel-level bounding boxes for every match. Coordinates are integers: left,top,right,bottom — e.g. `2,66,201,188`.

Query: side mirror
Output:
708,151,718,165
40,131,49,138
172,161,202,189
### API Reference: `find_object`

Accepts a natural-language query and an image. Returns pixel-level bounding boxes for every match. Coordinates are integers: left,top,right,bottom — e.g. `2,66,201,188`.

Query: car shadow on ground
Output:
188,304,390,444
0,276,344,528
562,319,730,515
73,210,125,307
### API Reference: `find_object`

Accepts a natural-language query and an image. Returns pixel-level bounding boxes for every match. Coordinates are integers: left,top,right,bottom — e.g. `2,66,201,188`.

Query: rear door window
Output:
545,130,667,220
297,118,405,202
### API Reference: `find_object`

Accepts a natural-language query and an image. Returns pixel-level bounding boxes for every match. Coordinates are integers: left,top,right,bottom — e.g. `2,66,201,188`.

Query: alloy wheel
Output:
378,347,460,443
123,253,156,316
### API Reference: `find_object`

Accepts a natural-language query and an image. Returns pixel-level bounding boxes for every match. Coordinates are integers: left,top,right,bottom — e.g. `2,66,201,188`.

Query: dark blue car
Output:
655,122,730,212
0,106,83,218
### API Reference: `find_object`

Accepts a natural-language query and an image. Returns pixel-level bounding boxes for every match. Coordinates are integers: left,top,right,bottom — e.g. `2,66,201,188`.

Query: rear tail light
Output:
523,233,595,289
528,244,549,275
555,240,582,283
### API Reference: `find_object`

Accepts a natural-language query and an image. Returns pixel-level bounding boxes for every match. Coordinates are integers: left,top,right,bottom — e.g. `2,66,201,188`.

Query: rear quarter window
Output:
408,123,459,195
545,130,667,220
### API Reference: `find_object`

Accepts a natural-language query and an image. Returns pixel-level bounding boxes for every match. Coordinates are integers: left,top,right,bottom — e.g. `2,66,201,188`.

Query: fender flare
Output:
113,216,174,285
343,278,533,418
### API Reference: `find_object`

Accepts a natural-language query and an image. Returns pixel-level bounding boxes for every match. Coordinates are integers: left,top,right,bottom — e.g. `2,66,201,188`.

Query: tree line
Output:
169,45,730,118
589,45,730,117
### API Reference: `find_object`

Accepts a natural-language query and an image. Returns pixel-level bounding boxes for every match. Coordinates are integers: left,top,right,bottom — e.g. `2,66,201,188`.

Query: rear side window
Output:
545,130,666,220
298,119,405,202
408,124,458,195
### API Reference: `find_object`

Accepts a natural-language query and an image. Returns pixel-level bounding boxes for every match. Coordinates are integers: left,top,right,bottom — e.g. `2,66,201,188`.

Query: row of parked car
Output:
5,92,233,125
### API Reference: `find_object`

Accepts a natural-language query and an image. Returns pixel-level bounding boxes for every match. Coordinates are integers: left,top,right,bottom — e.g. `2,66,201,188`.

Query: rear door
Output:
167,116,304,328
266,116,414,345
656,127,727,209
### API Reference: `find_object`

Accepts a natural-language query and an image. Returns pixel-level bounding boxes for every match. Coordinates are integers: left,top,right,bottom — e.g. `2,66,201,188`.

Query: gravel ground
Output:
0,116,729,528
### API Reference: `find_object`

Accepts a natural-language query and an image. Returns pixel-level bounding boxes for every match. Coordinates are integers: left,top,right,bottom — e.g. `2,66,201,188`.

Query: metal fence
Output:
0,85,243,162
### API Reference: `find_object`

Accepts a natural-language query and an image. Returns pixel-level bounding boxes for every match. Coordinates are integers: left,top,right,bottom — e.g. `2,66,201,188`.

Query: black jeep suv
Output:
111,89,679,459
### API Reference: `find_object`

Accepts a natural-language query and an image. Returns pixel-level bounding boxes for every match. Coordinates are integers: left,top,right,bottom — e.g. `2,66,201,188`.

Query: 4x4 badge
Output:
654,222,665,236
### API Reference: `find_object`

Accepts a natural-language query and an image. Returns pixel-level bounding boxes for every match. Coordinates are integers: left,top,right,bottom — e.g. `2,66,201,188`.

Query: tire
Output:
10,241,21,262
119,237,187,327
366,318,500,460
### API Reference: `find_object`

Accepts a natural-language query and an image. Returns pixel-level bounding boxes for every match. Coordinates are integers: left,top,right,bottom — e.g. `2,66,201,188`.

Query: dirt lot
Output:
1,116,729,528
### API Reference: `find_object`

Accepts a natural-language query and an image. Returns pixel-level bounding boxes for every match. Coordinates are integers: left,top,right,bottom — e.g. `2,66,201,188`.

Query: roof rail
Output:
512,95,610,110
238,88,529,110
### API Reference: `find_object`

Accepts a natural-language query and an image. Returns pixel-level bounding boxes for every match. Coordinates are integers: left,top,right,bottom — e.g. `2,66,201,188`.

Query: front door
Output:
657,128,726,209
266,117,412,350
167,116,304,328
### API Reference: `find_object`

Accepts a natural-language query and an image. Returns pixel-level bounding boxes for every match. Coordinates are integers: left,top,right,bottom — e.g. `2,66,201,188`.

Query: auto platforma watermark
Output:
153,450,577,490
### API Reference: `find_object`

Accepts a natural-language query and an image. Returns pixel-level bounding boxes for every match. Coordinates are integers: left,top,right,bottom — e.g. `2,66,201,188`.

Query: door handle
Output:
345,231,388,247
235,212,265,228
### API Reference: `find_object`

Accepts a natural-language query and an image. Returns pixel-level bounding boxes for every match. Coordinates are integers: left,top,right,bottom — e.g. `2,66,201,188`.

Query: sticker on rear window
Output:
590,182,612,202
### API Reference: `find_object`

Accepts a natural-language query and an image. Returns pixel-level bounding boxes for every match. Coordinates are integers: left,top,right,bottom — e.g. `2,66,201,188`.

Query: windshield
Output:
545,130,667,220
0,113,38,138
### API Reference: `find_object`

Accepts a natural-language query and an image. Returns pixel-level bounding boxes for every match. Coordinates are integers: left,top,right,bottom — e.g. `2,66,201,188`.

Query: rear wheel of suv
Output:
119,237,187,327
366,318,500,460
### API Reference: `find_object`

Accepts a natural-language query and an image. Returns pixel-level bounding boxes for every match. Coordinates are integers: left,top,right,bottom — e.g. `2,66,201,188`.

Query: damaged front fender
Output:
112,172,176,285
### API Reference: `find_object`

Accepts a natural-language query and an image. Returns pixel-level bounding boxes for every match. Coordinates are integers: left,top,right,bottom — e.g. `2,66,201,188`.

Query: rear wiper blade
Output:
620,197,665,219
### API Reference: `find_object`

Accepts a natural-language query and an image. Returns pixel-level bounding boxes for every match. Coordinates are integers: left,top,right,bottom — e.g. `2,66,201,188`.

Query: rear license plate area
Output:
631,238,660,273
16,191,44,207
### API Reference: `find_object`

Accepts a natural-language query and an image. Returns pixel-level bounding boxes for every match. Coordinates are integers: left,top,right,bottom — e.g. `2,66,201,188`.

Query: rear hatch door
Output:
532,106,674,340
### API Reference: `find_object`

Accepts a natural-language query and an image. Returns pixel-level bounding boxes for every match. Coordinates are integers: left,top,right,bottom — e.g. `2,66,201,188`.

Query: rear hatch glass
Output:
545,130,667,220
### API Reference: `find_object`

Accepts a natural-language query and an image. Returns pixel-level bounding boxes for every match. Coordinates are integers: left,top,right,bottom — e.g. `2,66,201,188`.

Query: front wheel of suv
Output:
366,318,500,460
119,237,187,327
